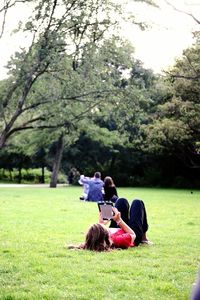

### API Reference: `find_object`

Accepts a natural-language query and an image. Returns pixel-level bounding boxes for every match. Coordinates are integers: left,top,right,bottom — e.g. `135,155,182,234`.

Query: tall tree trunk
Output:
18,167,22,184
41,166,45,183
50,134,64,188
0,132,7,149
0,71,42,149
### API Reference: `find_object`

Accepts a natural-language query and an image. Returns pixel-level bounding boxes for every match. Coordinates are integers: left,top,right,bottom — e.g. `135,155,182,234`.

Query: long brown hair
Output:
104,176,115,188
83,223,111,251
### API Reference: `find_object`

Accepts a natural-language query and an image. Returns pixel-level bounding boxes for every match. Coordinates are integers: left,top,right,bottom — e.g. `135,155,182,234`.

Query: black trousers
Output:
110,198,149,246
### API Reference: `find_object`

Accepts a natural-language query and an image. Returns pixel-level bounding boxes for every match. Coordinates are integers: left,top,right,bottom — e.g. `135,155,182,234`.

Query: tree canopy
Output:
0,0,199,188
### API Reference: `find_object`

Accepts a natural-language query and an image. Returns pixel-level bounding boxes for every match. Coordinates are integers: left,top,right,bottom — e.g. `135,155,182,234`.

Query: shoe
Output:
79,196,84,200
141,240,154,245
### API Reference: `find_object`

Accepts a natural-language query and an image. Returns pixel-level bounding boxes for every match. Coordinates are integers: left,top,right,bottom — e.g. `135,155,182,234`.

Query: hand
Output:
112,207,121,223
98,212,109,225
99,212,104,224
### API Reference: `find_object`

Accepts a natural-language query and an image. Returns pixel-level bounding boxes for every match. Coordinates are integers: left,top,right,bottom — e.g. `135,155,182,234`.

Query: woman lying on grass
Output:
68,198,153,251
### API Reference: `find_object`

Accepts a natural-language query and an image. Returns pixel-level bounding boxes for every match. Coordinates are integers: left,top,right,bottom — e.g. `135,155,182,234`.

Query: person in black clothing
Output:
109,198,153,246
104,176,118,202
191,273,200,300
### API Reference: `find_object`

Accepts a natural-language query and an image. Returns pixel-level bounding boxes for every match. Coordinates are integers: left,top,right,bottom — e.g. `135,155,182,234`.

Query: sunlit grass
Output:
0,186,200,300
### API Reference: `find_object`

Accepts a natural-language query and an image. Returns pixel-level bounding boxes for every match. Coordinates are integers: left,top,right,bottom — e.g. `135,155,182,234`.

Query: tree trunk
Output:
41,166,45,183
50,134,64,188
0,102,25,148
18,167,22,184
0,71,42,149
0,130,9,148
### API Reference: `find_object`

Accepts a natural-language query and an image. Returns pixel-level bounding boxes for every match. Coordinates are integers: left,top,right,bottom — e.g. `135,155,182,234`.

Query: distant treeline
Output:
0,141,199,188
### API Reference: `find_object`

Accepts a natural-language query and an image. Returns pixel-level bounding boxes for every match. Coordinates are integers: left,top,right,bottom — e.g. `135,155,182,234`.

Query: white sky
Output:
0,0,199,79
121,0,199,72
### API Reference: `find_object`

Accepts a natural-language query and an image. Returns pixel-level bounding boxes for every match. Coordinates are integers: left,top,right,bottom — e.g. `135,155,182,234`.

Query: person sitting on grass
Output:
78,175,90,200
80,171,104,202
67,198,153,251
103,176,118,203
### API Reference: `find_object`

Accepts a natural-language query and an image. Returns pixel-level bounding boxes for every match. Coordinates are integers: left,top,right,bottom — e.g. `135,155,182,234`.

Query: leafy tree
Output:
141,37,200,178
0,0,159,187
0,0,156,148
64,54,163,185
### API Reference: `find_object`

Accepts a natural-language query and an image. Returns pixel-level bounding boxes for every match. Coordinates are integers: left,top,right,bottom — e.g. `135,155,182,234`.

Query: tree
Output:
0,0,156,148
0,0,115,147
0,0,158,187
141,37,200,179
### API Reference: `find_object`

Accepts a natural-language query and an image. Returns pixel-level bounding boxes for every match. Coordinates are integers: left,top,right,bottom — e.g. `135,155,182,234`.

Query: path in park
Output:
0,184,68,188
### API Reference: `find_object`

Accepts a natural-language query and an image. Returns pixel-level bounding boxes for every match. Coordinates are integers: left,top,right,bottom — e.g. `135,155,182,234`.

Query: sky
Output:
121,0,199,72
0,0,199,79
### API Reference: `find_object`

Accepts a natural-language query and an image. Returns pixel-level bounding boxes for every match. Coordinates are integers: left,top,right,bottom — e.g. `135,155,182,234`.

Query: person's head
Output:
94,172,101,179
83,223,111,251
104,176,114,187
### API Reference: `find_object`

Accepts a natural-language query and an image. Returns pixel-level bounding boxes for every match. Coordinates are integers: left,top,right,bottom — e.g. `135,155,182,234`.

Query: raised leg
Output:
109,198,130,228
129,199,149,246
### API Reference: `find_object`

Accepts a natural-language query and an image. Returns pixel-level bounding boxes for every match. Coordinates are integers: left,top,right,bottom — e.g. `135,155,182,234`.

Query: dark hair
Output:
94,172,101,179
83,223,111,251
104,176,115,187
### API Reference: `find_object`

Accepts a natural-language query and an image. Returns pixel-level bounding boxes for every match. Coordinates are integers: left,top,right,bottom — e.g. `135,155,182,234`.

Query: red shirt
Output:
109,229,134,248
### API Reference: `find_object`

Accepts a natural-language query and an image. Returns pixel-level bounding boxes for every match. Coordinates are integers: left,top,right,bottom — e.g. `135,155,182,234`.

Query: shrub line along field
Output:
0,186,200,300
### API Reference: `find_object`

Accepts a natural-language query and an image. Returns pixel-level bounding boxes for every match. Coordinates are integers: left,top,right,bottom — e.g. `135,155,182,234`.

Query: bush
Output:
57,173,67,184
0,168,51,184
173,176,192,188
23,173,35,181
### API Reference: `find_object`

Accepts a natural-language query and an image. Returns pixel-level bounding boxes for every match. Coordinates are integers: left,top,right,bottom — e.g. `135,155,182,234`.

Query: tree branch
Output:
164,70,200,80
0,0,29,13
164,0,200,24
184,53,199,77
0,0,8,38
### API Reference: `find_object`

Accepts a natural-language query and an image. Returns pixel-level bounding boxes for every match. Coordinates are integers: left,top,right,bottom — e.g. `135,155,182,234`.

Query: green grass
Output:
0,186,200,300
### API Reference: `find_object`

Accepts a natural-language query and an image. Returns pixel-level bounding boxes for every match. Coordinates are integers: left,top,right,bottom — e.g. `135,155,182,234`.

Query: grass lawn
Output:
0,186,200,300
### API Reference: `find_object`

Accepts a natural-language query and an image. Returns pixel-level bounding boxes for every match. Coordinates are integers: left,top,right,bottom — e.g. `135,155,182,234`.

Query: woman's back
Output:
104,176,118,201
104,186,118,201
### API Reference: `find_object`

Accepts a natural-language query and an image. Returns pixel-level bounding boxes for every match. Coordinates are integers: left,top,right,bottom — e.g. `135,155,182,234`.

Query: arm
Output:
112,207,136,242
79,176,90,184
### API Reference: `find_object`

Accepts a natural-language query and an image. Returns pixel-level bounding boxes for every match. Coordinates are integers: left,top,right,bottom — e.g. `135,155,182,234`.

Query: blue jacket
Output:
81,177,104,202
